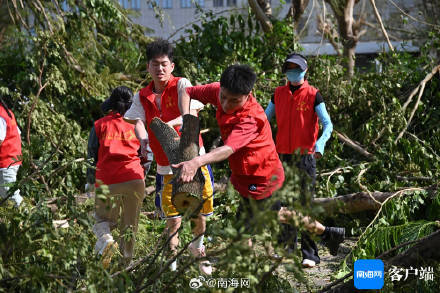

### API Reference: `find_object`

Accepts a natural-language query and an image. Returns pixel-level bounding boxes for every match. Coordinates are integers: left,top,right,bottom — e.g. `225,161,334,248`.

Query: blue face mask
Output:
286,68,306,83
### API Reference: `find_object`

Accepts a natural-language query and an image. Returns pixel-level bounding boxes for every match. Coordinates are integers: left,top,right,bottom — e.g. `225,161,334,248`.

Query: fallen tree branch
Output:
401,65,440,113
395,65,440,144
386,229,440,267
395,79,427,144
334,130,375,159
370,0,394,51
313,186,437,214
322,229,440,292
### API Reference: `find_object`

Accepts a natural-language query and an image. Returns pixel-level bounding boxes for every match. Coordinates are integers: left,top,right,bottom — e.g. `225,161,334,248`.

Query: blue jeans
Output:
0,165,22,207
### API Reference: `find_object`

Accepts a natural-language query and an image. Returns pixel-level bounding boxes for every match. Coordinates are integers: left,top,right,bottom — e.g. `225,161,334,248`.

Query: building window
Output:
132,0,141,10
163,0,173,8
195,0,204,7
149,0,160,9
226,0,236,7
181,0,191,8
119,0,129,9
213,0,223,7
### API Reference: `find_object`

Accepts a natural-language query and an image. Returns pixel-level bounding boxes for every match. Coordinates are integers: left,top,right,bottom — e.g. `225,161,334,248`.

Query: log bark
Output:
313,186,437,214
149,115,205,216
313,191,392,214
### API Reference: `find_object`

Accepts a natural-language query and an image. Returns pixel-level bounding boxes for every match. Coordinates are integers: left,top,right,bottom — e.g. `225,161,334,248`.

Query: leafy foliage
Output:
0,3,439,292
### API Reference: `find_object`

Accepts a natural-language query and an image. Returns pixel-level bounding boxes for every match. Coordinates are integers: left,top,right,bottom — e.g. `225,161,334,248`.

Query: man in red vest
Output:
0,98,22,207
87,86,146,268
265,53,345,268
124,39,214,275
174,64,285,243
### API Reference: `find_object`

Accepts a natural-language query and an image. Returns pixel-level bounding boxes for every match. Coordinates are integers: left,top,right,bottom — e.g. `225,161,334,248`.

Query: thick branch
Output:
313,186,437,214
334,130,375,159
369,0,394,51
396,64,440,144
248,0,273,33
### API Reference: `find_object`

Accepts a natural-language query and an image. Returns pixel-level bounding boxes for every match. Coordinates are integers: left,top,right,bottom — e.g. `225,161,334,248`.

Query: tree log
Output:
149,115,205,216
313,187,437,214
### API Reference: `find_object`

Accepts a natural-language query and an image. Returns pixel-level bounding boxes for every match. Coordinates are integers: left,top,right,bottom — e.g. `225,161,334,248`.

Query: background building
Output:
119,0,423,56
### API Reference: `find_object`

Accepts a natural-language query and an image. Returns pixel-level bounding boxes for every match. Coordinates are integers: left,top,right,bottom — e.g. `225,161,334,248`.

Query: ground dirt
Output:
277,237,358,292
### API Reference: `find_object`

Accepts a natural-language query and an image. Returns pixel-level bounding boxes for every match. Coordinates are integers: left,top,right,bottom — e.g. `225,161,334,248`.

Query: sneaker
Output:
302,259,316,268
101,240,118,269
95,235,118,269
188,243,212,275
321,227,345,256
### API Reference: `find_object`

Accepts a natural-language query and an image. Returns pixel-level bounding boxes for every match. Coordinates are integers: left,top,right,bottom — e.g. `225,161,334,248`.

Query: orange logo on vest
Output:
105,129,136,141
296,101,309,111
165,96,176,108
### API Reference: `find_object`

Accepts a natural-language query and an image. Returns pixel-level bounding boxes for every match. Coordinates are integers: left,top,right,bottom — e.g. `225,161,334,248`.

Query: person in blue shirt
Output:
265,53,344,268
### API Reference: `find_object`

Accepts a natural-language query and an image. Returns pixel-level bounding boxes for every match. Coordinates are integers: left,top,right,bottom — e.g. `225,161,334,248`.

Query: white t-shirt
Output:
0,117,21,142
124,78,205,175
0,118,6,141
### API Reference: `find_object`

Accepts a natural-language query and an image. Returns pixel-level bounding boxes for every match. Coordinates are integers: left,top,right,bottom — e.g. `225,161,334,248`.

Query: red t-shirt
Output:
186,83,284,199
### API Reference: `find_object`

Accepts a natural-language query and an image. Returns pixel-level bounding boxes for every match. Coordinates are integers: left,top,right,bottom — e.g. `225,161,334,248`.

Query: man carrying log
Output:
174,64,345,261
124,39,214,275
174,64,286,242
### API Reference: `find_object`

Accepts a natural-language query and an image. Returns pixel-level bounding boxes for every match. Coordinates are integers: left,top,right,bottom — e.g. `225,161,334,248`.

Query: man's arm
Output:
172,145,234,183
178,87,192,116
264,100,275,121
86,126,99,186
314,101,333,158
132,119,150,158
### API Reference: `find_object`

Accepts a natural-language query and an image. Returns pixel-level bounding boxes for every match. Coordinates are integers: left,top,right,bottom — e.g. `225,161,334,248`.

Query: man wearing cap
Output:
265,53,345,268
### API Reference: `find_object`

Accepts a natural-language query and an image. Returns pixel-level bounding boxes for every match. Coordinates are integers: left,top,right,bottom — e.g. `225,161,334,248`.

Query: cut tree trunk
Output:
149,115,205,216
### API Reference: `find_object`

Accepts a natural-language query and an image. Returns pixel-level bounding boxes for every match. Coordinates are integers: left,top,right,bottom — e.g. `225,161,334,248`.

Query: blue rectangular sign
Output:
354,259,384,289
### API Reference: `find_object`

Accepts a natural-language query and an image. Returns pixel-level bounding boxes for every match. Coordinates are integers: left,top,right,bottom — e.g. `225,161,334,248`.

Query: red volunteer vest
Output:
217,95,283,185
0,106,22,168
274,80,319,154
94,112,144,185
139,76,203,166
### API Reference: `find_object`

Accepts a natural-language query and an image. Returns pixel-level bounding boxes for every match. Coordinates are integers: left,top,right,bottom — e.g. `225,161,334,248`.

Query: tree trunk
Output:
286,0,310,27
343,45,356,78
248,0,273,33
149,115,205,216
313,187,437,214
324,0,365,78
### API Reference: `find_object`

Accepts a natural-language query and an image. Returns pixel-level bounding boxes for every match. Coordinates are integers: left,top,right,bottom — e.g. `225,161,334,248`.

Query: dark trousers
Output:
235,195,282,234
279,154,320,263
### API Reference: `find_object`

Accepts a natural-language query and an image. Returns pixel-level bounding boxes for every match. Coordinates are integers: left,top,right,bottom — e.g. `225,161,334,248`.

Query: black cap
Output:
101,97,112,113
282,53,308,73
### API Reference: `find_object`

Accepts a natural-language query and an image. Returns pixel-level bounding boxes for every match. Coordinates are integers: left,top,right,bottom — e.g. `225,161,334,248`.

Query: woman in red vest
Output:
265,53,345,268
86,86,146,268
0,98,22,207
